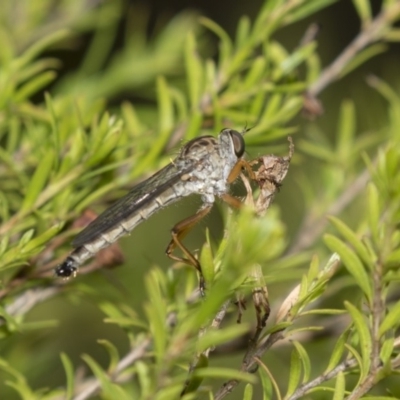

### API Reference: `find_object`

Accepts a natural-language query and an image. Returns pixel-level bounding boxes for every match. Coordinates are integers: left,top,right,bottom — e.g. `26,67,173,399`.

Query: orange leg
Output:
227,159,255,183
166,204,213,295
220,193,242,209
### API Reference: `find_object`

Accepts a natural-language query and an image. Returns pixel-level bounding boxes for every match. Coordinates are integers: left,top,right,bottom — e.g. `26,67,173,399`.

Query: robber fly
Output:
55,128,252,293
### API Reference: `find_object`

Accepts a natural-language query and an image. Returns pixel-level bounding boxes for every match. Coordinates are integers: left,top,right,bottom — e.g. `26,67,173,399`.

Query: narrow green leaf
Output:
82,355,131,400
380,337,394,366
193,367,256,383
279,42,316,77
14,71,57,102
157,76,174,134
293,341,311,383
19,229,35,247
340,44,387,78
243,57,266,90
144,269,167,364
344,343,363,375
257,360,282,400
328,216,372,268
243,383,253,400
325,330,350,372
324,234,372,301
385,28,400,42
298,139,335,162
337,100,355,157
200,17,232,68
0,235,9,257
16,30,71,69
184,33,204,111
182,353,208,394
352,0,372,24
379,301,400,337
136,361,151,398
21,150,55,212
332,371,345,400
367,183,380,246
284,0,338,24
285,348,301,397
200,230,215,285
345,301,371,377
197,324,249,352
121,102,143,137
60,353,75,400
236,16,251,48
98,339,120,373
22,223,64,253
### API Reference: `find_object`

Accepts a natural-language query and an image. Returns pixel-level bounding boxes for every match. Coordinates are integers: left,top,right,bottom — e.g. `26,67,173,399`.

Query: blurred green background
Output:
1,0,400,399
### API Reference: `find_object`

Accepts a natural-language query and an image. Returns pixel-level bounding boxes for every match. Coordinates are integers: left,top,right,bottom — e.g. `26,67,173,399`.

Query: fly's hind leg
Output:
166,204,213,296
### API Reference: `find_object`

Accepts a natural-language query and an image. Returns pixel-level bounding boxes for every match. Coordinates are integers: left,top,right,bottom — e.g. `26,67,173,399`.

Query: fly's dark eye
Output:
229,130,245,158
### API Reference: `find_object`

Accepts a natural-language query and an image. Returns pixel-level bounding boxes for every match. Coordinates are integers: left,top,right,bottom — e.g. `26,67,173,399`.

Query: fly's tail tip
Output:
55,257,78,278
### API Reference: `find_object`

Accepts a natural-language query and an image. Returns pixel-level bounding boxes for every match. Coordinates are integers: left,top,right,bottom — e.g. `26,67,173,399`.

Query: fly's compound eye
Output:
229,130,245,158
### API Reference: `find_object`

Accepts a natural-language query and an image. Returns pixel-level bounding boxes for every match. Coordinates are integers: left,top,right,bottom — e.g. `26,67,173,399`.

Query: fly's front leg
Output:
227,159,255,183
166,204,213,296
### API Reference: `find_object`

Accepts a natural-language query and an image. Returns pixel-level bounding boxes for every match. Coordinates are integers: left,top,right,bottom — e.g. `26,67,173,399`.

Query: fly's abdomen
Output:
55,185,183,277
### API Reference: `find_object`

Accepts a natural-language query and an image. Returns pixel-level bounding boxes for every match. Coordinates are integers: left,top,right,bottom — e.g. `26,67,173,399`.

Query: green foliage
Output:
1,0,400,399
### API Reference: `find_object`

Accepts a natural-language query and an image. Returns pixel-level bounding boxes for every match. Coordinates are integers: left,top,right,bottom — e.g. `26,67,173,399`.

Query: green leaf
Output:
197,324,250,352
284,0,338,24
285,347,301,397
0,359,35,399
98,339,120,373
184,32,204,112
200,17,232,71
243,383,253,400
82,354,131,400
328,216,372,268
243,57,267,90
293,341,311,383
340,43,387,78
352,0,372,24
21,149,55,212
22,222,64,253
15,71,57,102
277,42,316,78
200,229,215,285
16,30,71,69
157,75,174,134
144,269,168,364
182,353,208,394
332,371,345,400
367,183,380,247
60,353,75,400
324,234,372,302
192,367,257,383
235,16,251,49
336,100,355,158
379,301,400,336
380,337,394,366
345,301,371,378
325,329,350,372
19,229,35,247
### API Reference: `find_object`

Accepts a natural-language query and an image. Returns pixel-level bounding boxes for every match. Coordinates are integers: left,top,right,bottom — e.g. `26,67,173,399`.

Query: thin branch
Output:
307,1,400,98
288,358,358,400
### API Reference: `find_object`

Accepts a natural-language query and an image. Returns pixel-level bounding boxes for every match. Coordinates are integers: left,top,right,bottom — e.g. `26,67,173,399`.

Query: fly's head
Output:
218,128,245,163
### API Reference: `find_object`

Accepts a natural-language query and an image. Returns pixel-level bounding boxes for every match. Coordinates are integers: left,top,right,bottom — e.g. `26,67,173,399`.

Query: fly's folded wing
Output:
71,162,188,247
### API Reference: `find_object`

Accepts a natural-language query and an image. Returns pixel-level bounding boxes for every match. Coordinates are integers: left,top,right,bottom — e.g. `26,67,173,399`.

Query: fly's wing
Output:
72,162,189,247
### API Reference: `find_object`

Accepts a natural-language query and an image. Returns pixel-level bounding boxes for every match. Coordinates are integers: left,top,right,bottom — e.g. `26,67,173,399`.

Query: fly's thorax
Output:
174,131,242,203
